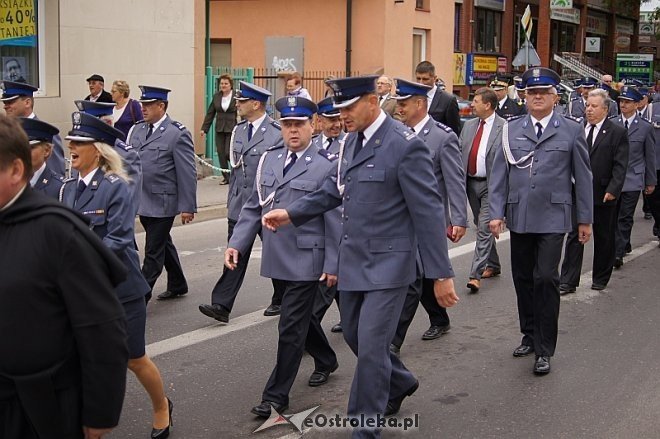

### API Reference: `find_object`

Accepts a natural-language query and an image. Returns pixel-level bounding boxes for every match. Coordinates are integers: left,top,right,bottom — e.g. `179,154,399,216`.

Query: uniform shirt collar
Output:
427,85,437,102
413,114,431,134
623,113,636,126
151,113,168,131
29,162,47,187
249,112,267,131
362,109,387,143
27,112,36,119
498,96,508,108
530,112,554,132
78,167,99,186
287,142,312,160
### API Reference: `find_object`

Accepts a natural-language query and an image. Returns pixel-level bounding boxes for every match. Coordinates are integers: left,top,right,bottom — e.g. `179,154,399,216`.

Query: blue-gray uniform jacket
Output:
639,102,654,121
653,115,660,171
311,131,346,156
113,139,142,216
489,113,594,233
33,114,65,176
227,116,282,221
286,114,454,291
416,117,467,228
613,115,657,191
128,116,197,217
229,143,340,281
59,169,150,303
32,165,63,200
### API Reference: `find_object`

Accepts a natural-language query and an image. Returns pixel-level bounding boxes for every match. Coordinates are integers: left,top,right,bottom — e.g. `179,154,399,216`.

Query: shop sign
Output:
550,0,573,8
550,8,580,25
588,0,609,12
466,54,499,85
497,57,508,73
585,37,601,53
473,0,504,11
453,53,467,86
615,18,634,35
615,53,654,83
639,22,655,36
586,12,608,35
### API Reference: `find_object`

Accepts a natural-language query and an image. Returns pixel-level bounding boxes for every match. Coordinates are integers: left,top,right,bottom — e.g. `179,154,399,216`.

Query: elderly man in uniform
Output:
491,76,526,119
2,80,66,176
489,67,593,375
128,85,197,302
613,86,656,268
0,114,128,439
559,88,629,293
309,96,346,333
199,81,285,322
390,78,466,354
225,96,340,417
263,75,458,438
19,117,64,200
461,87,505,293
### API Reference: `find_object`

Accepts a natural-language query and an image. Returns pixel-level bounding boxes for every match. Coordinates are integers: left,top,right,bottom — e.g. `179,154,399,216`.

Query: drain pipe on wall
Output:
345,0,352,77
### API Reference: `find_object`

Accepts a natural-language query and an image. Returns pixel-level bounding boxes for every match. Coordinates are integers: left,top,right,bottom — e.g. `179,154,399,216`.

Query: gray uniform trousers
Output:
467,177,500,279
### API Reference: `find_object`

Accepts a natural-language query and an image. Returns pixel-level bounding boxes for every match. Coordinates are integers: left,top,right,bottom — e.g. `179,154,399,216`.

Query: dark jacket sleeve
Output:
605,126,629,198
444,94,462,136
201,94,218,133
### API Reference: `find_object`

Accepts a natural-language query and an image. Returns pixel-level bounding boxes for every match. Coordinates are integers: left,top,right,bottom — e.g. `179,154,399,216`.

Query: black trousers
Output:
215,132,231,179
139,216,188,301
615,191,641,258
393,265,449,348
262,280,336,405
511,232,564,357
648,170,660,236
561,204,618,288
210,218,284,311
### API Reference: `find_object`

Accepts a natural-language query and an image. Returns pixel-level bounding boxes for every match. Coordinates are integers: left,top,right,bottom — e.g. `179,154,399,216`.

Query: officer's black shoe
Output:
157,290,188,300
263,304,281,316
389,343,401,357
308,362,339,387
591,284,606,291
330,322,343,333
533,356,551,375
644,212,653,220
613,257,623,269
198,304,229,323
421,324,450,340
559,284,576,295
385,380,419,416
513,344,534,357
251,401,288,418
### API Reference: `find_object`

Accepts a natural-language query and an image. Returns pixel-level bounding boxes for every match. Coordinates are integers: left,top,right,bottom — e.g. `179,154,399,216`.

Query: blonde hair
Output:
112,80,130,98
94,142,129,182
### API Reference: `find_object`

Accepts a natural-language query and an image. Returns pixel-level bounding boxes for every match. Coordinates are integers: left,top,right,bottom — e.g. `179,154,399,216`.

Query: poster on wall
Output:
453,53,466,86
2,56,27,82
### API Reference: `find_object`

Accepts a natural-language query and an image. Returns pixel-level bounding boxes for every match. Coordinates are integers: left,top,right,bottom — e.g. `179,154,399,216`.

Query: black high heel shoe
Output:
151,398,173,439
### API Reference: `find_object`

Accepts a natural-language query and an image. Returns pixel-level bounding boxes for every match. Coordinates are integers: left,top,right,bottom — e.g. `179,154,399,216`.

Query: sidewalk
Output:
135,176,228,232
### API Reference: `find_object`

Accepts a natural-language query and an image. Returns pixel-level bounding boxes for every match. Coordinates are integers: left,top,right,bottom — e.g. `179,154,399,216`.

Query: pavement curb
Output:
134,203,227,233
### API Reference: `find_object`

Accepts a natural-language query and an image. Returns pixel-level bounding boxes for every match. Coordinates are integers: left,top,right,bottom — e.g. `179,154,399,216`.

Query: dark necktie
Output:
74,180,86,205
326,137,334,150
468,120,485,176
283,152,297,176
146,124,154,139
535,122,543,139
624,119,629,130
247,123,254,141
353,132,365,159
586,124,596,150
379,96,383,106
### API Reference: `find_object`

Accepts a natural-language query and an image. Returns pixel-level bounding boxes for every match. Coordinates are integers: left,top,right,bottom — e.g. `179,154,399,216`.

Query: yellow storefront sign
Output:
472,56,498,72
0,0,36,41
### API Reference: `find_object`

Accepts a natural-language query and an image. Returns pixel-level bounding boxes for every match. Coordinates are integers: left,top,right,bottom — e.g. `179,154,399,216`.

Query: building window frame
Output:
412,28,427,76
475,7,502,53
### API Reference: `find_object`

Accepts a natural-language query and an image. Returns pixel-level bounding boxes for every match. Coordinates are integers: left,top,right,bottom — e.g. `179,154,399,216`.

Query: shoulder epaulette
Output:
506,115,525,122
134,120,146,126
638,117,652,125
270,120,281,130
435,121,453,133
171,121,186,131
115,140,133,151
312,133,321,139
318,148,338,161
608,115,619,120
236,119,247,126
393,123,416,141
266,143,285,151
105,174,120,183
571,96,581,101
563,115,583,124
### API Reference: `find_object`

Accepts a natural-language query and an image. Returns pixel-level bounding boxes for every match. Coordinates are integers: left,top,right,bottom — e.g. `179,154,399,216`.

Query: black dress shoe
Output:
613,257,623,268
645,212,653,220
330,322,343,333
198,304,230,323
251,401,288,418
559,284,576,295
263,304,281,316
421,324,450,340
389,343,401,356
151,398,173,439
385,380,419,416
512,344,534,357
591,284,606,291
308,362,339,387
157,290,188,300
533,356,551,375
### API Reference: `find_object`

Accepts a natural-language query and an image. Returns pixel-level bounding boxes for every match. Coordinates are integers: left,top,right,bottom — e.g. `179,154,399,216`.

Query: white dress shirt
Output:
530,113,554,138
584,117,605,147
30,162,47,188
475,113,496,177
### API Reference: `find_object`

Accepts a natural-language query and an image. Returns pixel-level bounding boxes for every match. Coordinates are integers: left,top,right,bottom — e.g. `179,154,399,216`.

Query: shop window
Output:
0,0,42,87
416,0,429,11
476,8,502,53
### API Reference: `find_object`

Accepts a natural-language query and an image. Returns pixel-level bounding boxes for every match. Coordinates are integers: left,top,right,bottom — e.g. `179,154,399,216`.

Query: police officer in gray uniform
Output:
390,78,467,352
225,96,340,418
263,76,459,439
19,117,64,200
128,85,197,302
647,114,660,237
1,80,66,176
613,86,656,267
489,67,593,375
199,81,285,322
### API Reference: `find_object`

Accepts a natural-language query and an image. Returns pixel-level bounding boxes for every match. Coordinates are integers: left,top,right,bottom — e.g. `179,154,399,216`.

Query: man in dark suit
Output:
84,74,114,103
560,88,629,293
460,87,505,292
491,77,526,120
415,61,461,135
263,75,458,438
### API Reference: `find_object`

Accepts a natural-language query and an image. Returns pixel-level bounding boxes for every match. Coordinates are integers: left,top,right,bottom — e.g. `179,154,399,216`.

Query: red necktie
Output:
467,120,485,176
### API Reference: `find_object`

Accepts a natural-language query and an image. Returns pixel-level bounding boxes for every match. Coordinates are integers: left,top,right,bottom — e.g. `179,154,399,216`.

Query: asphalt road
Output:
109,207,660,439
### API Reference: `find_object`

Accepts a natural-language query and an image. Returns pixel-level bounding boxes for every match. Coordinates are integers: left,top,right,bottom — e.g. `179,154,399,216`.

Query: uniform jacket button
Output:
347,176,351,182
